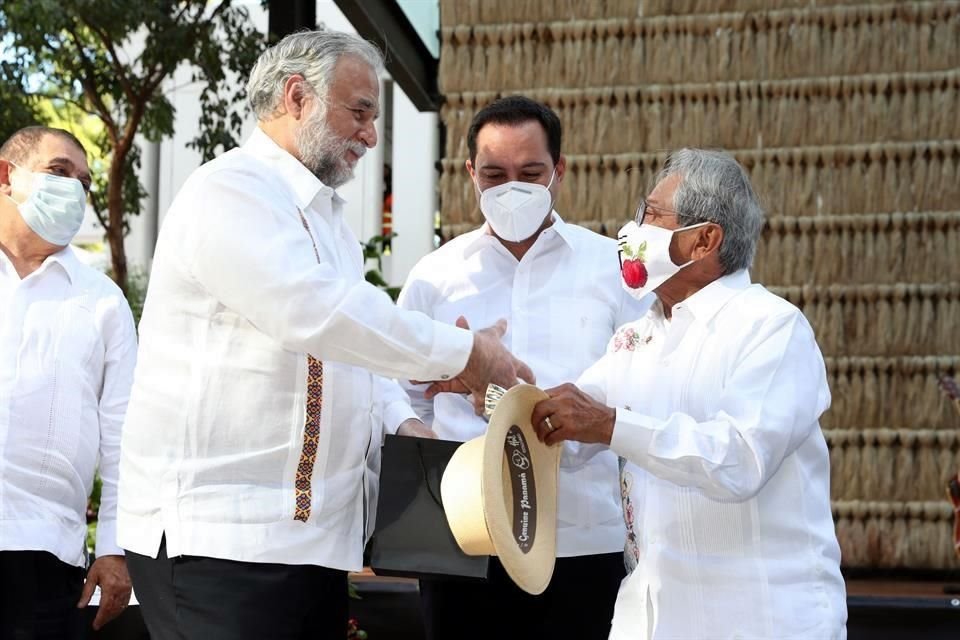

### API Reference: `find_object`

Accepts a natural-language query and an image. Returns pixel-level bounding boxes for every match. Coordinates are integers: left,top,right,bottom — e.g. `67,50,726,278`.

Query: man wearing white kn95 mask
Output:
0,126,137,638
397,95,651,639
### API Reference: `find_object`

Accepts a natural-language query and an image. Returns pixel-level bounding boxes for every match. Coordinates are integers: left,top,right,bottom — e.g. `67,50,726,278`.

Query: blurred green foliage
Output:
363,233,400,301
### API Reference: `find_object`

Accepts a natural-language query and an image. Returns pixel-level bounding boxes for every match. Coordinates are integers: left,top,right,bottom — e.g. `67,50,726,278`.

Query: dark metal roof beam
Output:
267,0,317,41
333,0,439,112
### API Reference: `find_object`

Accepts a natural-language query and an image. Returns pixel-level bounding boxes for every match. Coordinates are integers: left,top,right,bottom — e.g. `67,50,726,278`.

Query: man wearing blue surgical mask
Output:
397,96,650,639
0,126,137,638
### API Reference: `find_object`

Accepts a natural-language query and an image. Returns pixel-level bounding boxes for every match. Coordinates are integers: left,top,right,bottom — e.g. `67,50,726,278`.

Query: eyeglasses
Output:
634,198,682,226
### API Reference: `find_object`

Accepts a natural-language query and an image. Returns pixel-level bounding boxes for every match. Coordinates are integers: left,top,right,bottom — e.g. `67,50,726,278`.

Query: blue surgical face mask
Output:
6,163,87,246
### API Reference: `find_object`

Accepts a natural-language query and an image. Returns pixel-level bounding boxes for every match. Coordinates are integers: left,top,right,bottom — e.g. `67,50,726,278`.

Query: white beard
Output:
295,105,367,188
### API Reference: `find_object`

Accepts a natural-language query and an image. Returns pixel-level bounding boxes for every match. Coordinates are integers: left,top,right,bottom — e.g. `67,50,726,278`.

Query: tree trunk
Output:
106,149,128,296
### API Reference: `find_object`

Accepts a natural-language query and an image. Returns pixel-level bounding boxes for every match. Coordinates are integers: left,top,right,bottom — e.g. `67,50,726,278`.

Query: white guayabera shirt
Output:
576,270,847,640
117,128,473,572
0,247,137,567
399,216,650,557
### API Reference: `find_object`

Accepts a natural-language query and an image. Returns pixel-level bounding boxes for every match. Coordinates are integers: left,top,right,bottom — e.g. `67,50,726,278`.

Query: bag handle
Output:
416,440,445,509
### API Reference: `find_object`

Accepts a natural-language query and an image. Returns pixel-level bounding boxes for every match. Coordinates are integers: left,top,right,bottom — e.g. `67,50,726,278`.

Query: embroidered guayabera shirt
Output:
0,247,137,567
576,270,847,640
117,128,474,572
398,217,650,557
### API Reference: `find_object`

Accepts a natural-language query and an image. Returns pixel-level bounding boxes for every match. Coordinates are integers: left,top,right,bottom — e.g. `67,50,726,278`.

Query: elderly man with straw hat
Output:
532,149,848,639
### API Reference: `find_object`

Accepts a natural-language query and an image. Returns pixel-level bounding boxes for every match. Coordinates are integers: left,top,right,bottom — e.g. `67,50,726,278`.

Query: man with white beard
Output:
118,30,532,640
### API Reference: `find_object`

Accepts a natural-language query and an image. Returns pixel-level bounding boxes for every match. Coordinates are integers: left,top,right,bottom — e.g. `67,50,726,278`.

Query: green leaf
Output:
348,579,362,600
365,269,389,288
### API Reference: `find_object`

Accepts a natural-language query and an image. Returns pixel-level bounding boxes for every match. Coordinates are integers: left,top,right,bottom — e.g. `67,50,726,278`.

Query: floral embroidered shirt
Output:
575,270,847,640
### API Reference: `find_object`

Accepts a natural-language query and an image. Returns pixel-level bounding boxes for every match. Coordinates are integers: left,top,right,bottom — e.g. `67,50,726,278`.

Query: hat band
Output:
504,425,537,553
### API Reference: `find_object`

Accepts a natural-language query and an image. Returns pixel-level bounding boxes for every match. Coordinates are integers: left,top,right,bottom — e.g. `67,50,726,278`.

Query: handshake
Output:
399,316,615,447
399,316,534,438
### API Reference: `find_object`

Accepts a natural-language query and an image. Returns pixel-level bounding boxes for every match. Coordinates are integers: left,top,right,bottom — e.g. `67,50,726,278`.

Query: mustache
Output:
345,141,367,160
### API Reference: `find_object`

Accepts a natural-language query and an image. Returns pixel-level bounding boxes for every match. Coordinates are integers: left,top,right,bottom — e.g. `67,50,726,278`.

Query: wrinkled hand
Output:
456,318,535,402
413,316,534,415
531,383,616,446
78,554,132,630
396,418,439,439
414,317,472,399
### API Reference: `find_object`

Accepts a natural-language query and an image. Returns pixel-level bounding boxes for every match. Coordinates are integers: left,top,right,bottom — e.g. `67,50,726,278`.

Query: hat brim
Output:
482,384,561,595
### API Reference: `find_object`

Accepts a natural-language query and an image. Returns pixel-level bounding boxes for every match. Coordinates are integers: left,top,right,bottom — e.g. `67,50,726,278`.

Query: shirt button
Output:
441,374,449,380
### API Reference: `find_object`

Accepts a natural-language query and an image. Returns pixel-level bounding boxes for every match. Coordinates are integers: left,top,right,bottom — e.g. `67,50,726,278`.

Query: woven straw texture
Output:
437,0,960,569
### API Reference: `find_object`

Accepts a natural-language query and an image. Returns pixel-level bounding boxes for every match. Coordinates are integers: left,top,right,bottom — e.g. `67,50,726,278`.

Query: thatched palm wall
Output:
437,0,960,569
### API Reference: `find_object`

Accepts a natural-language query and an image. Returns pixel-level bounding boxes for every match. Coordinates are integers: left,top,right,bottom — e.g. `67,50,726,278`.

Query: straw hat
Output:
440,384,563,595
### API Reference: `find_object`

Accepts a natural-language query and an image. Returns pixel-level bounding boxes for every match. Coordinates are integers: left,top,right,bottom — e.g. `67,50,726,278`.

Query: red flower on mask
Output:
619,240,648,289
621,259,647,288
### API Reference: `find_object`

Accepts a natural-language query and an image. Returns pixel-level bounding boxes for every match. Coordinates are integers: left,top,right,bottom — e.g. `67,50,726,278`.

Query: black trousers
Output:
420,551,625,640
126,538,347,640
0,550,86,640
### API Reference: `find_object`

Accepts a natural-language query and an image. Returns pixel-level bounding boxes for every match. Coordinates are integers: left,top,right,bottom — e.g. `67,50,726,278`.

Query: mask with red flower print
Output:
617,220,709,301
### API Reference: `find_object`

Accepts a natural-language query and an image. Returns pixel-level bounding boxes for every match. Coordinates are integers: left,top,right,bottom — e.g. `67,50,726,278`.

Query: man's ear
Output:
691,223,724,260
554,154,566,184
0,159,14,196
281,74,310,120
465,158,476,181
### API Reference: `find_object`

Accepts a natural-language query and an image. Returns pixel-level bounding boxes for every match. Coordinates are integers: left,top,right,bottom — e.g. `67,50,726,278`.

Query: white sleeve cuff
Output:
608,407,658,467
421,323,474,383
94,519,124,559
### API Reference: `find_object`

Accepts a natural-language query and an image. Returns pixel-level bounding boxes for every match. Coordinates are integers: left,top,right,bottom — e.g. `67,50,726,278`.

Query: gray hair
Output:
247,29,384,120
658,148,765,274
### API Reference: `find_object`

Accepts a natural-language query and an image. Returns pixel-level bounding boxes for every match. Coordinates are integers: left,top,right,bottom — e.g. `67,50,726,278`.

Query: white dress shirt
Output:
399,216,650,557
0,247,137,567
117,128,473,572
576,270,847,639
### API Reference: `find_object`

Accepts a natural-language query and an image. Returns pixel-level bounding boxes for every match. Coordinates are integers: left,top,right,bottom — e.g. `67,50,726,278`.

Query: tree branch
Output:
92,205,108,230
62,23,119,138
160,78,204,95
205,0,232,23
172,1,192,25
29,92,100,118
77,16,137,105
141,1,234,105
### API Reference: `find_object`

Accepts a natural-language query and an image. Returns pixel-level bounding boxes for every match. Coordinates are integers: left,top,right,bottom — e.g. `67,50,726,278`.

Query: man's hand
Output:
531,383,616,446
413,316,534,415
396,418,439,439
456,317,535,400
77,554,132,630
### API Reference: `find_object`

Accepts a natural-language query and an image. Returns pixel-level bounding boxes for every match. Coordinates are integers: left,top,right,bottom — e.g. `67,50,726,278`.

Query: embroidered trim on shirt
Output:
612,326,652,352
294,210,323,522
619,456,640,572
295,355,324,522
